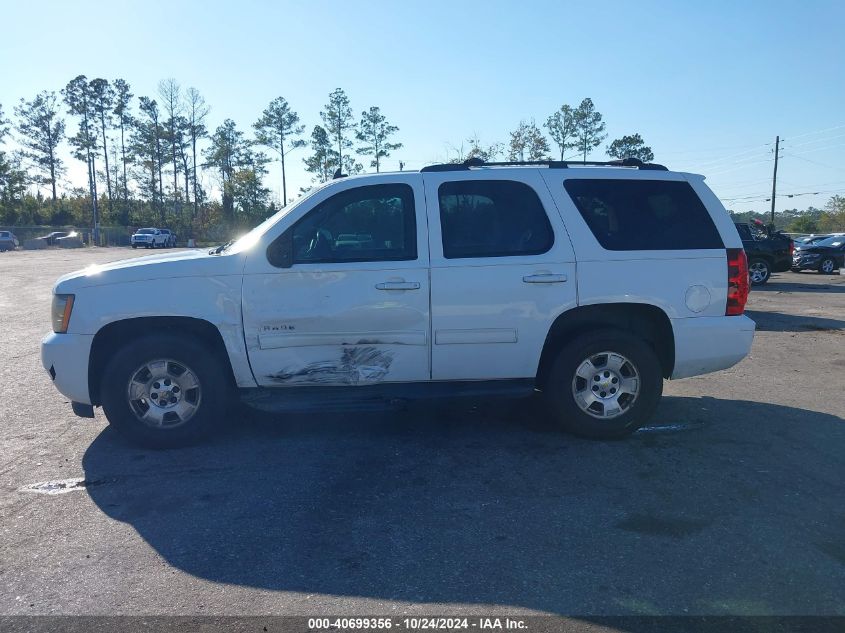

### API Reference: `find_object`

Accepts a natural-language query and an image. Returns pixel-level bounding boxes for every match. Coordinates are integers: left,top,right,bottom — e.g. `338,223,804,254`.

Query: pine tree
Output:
203,119,247,224
254,97,305,205
63,75,100,241
606,133,655,162
112,79,134,216
573,98,607,162
356,106,402,172
89,78,115,218
303,125,337,183
320,89,355,174
545,104,577,161
14,91,65,201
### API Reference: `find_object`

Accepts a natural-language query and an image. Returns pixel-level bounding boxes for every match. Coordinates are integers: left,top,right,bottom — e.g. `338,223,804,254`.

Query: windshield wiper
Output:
209,240,234,255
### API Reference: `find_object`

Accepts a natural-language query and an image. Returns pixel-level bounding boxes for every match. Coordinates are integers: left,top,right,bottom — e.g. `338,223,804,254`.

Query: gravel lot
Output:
0,247,843,617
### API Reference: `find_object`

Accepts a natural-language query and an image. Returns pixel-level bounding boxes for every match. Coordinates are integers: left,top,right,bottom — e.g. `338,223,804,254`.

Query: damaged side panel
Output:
242,267,432,387
267,346,394,385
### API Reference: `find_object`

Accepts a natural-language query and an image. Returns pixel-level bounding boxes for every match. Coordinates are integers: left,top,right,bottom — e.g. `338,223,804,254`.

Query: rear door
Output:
241,176,431,387
422,169,577,381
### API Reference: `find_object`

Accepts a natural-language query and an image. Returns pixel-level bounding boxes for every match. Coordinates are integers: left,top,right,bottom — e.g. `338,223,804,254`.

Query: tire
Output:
132,245,137,249
819,257,837,274
100,334,229,448
748,258,771,285
543,329,663,440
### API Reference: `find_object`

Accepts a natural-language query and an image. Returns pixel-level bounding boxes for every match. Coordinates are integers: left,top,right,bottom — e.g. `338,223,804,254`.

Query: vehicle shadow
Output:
82,396,845,614
756,277,845,293
746,309,845,332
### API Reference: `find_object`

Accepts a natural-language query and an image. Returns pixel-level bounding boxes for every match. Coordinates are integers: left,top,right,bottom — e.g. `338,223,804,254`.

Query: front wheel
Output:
748,258,771,285
100,335,229,447
819,257,837,274
543,329,663,439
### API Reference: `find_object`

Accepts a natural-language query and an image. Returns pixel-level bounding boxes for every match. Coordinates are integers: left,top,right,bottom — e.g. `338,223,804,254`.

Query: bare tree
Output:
158,78,182,213
184,87,209,223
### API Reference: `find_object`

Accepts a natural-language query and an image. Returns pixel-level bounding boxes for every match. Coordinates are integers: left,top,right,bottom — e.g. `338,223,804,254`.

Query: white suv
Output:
42,158,754,447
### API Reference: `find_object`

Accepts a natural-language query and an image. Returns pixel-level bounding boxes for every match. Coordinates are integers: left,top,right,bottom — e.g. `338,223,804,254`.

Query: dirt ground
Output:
0,247,843,617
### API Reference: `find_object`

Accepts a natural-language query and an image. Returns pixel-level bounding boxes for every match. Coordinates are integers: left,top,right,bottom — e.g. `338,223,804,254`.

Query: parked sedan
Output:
39,231,70,245
792,235,845,274
0,230,19,251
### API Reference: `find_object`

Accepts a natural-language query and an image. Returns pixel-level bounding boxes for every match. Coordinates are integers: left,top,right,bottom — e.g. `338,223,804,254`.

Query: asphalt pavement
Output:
1,248,843,616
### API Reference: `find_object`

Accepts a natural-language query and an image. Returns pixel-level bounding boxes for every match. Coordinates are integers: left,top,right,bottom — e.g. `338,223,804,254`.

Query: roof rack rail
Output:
420,157,668,172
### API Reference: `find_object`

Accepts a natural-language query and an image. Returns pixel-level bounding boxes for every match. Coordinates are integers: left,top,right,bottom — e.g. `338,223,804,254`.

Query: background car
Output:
791,235,845,274
0,230,19,251
734,221,793,285
38,231,70,246
130,228,169,249
158,228,177,247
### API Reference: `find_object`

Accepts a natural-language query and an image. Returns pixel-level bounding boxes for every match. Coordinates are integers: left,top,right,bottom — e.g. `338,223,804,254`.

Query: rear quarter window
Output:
563,179,724,251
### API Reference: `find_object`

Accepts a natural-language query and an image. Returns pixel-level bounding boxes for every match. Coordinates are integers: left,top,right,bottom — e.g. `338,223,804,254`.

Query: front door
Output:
242,177,431,387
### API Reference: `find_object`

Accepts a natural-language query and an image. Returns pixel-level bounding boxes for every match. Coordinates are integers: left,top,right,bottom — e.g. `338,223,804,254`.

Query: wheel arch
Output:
536,303,675,387
88,316,236,406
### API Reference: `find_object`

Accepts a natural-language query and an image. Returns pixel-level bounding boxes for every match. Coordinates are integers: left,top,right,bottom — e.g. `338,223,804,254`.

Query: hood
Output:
54,248,245,293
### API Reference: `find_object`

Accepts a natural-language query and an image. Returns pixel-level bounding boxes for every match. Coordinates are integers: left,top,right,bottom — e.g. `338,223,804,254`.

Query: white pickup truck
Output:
42,159,755,447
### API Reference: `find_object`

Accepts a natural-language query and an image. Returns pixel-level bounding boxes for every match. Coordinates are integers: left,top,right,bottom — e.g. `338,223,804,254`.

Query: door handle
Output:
376,281,421,290
523,273,567,284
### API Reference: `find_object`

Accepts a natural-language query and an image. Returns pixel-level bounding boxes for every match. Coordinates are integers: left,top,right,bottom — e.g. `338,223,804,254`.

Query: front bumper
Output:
792,256,822,270
41,332,95,404
671,315,755,379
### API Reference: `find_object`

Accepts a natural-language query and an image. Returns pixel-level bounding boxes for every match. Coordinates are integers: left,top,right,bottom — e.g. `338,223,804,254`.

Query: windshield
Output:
224,183,331,255
814,236,843,248
137,228,156,234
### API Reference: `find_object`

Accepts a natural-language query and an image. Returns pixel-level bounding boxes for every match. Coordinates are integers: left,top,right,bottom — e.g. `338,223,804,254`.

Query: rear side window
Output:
734,224,753,241
563,179,724,251
438,180,553,258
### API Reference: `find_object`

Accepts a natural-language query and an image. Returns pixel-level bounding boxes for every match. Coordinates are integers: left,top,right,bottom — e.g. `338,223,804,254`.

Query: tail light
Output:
789,240,795,257
726,248,749,316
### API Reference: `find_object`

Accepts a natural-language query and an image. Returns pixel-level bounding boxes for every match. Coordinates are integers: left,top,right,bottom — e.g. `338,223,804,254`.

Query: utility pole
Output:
770,135,780,227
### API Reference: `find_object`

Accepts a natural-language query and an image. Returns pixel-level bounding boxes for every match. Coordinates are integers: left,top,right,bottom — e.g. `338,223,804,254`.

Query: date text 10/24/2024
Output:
307,618,528,630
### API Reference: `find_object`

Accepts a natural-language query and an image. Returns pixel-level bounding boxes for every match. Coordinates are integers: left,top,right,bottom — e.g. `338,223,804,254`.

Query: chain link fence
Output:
1,225,142,247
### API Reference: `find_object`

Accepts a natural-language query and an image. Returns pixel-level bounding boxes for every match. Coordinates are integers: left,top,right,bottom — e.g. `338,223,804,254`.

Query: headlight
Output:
51,294,75,333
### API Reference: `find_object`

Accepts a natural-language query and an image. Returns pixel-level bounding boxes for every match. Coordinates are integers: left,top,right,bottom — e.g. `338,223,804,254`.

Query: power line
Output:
783,153,845,172
782,123,845,141
784,131,845,149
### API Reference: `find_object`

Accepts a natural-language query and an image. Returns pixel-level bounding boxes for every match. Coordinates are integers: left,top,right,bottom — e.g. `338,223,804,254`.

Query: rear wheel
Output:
819,257,836,274
748,258,771,285
544,329,663,439
100,335,229,447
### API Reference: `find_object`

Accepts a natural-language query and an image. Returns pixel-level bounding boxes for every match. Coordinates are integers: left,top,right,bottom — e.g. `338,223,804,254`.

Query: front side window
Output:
438,180,554,259
291,183,416,264
564,179,724,251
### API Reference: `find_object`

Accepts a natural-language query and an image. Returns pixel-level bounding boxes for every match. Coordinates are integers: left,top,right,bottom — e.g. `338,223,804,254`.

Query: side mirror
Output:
267,229,293,268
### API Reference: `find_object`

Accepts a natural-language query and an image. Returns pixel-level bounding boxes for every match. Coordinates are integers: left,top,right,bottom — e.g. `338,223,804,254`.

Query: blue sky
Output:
2,0,844,213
